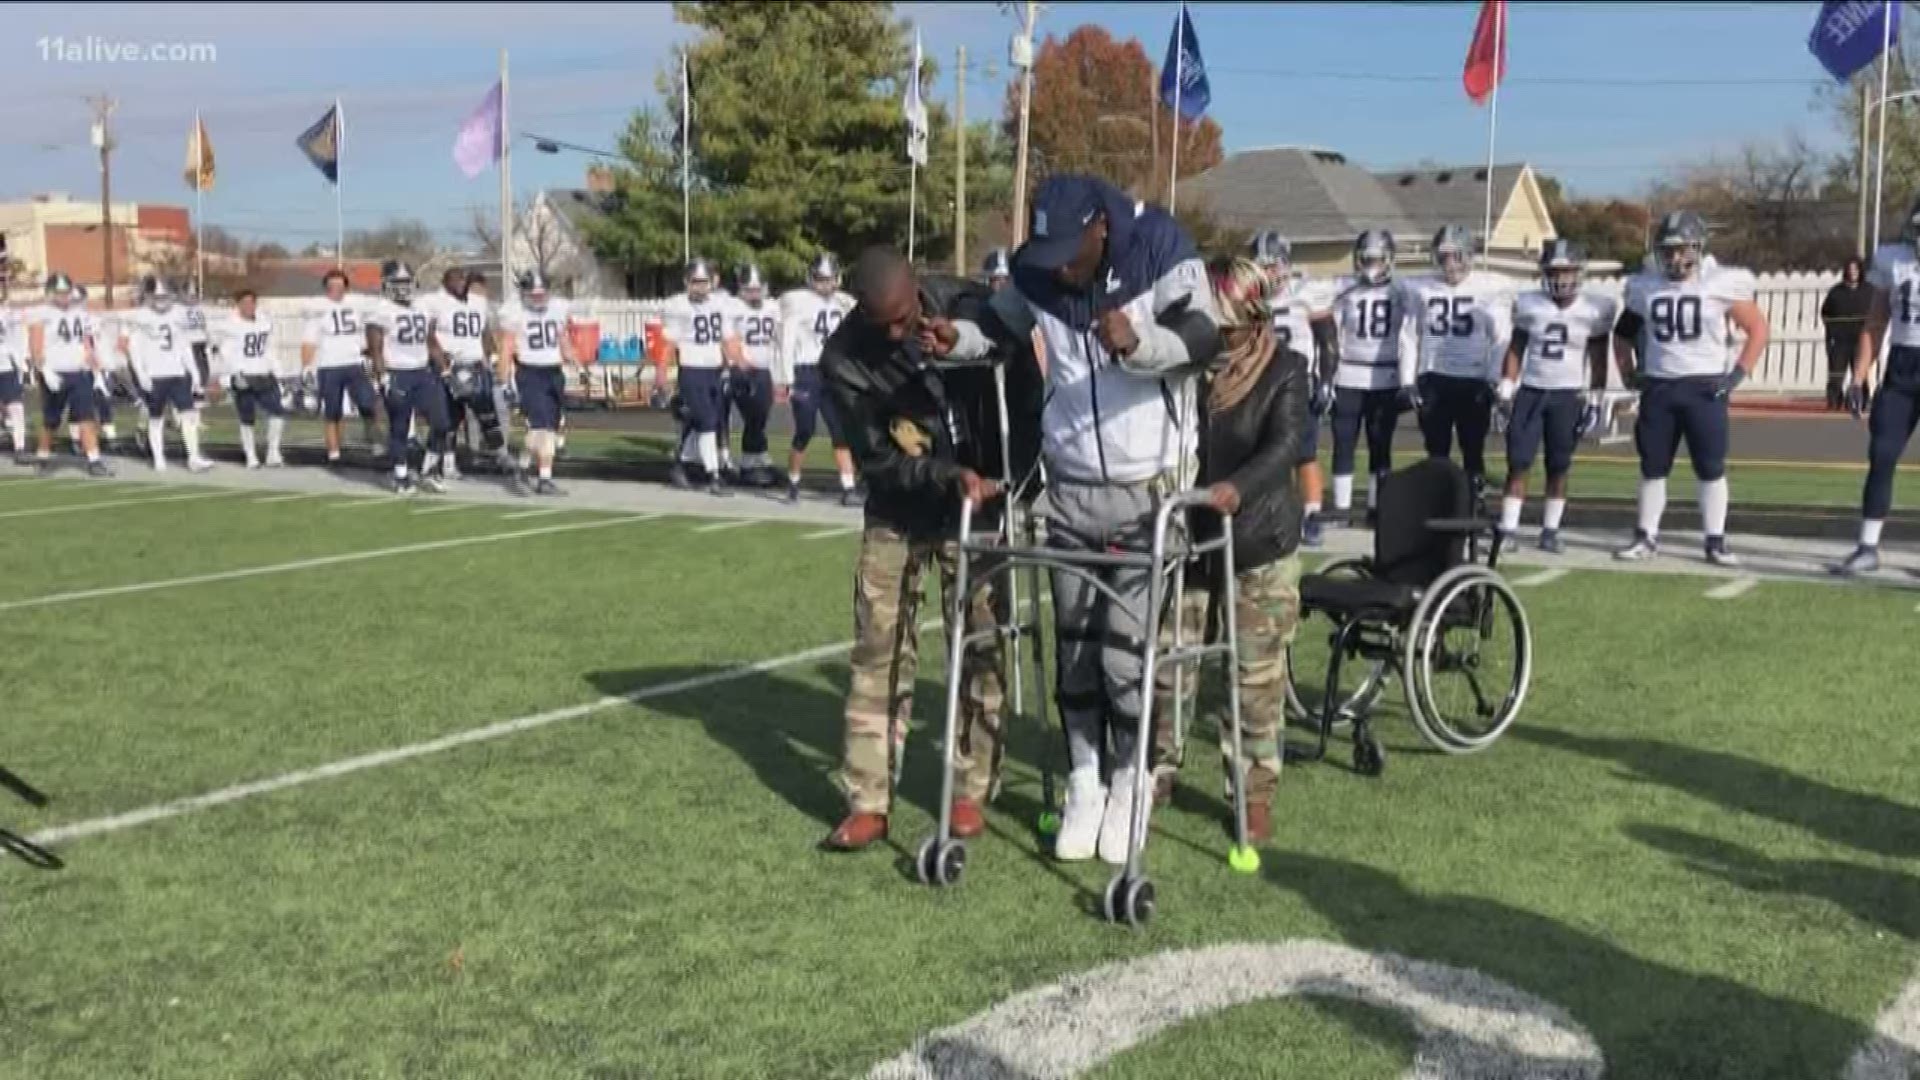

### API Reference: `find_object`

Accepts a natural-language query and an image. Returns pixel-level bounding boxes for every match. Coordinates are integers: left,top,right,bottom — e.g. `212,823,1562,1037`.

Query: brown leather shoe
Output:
950,799,986,839
823,812,888,851
1245,801,1273,844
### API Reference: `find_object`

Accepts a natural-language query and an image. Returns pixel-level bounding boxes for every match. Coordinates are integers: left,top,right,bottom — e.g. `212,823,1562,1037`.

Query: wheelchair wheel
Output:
1402,567,1531,753
1285,557,1390,727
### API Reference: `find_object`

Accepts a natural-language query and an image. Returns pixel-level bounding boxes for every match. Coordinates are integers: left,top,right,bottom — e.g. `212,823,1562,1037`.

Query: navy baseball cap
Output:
1019,175,1105,271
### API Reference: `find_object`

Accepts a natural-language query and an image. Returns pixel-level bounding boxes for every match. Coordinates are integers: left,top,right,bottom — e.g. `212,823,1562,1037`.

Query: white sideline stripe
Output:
411,502,489,516
327,497,395,510
499,507,574,520
30,635,861,847
692,518,758,533
0,488,239,521
254,492,322,504
0,515,653,613
803,526,860,541
1514,568,1569,588
1705,575,1760,600
0,477,73,488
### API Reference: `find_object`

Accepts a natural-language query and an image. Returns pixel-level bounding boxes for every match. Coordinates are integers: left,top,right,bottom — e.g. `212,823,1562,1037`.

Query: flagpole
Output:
334,97,345,269
1167,1,1185,212
1479,0,1502,270
681,51,691,266
193,108,205,294
907,32,920,263
1872,0,1895,253
500,49,513,299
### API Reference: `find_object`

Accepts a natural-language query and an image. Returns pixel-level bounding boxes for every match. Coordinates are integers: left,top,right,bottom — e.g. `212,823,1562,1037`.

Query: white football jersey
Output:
727,295,781,369
368,299,434,371
182,303,209,346
302,296,370,369
1403,272,1511,381
1512,290,1618,391
662,290,733,370
1868,242,1920,349
780,288,855,383
418,289,490,364
1269,276,1332,360
498,298,573,368
1622,263,1756,380
214,313,275,377
1331,277,1405,390
0,309,22,371
28,304,95,373
121,306,196,379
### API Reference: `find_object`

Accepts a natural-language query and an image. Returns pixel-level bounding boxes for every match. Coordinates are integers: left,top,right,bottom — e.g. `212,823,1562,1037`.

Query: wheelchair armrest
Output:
1426,517,1492,536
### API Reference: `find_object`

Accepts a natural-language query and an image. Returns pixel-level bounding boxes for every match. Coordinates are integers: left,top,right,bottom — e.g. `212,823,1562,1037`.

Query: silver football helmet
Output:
1653,210,1708,281
1353,229,1396,286
1538,239,1585,303
1432,225,1473,286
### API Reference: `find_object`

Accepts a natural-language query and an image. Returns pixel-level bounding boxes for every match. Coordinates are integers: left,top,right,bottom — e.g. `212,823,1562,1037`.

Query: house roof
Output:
1184,148,1535,248
548,189,617,236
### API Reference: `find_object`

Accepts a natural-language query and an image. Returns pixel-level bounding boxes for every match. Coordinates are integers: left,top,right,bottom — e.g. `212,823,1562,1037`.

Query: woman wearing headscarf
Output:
1150,256,1311,843
1823,257,1872,410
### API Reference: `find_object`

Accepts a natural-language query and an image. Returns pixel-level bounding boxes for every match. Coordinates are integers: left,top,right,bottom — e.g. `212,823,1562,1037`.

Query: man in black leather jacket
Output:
817,246,1040,851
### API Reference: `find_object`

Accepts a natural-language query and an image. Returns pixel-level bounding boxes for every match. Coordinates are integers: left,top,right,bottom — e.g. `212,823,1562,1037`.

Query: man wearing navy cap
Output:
945,174,1223,866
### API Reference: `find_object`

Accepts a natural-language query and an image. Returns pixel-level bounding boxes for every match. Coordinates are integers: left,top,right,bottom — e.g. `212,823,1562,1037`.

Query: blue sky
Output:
0,1,1849,249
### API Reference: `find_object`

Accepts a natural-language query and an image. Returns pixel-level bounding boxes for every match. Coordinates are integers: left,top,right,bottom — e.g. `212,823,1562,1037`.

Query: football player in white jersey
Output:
118,275,210,472
1403,225,1510,499
1495,241,1617,553
983,247,1011,292
73,284,124,452
300,267,382,466
1327,229,1407,524
778,252,859,504
722,263,780,487
1612,210,1768,565
181,277,211,395
1251,230,1337,546
0,276,28,463
497,270,572,496
212,287,285,469
367,261,451,495
1835,195,1920,575
25,272,111,476
663,257,734,496
422,268,504,478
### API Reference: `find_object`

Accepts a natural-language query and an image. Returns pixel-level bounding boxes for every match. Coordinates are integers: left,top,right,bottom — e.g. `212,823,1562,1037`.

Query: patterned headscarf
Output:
1206,256,1275,414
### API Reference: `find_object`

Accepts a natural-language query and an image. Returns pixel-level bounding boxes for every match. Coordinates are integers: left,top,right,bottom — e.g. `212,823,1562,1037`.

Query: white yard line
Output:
0,488,240,521
326,497,398,510
254,492,323,504
803,525,861,541
30,634,865,847
0,476,76,488
498,507,576,520
1513,567,1569,588
0,515,656,613
410,502,490,516
692,518,759,534
1705,575,1760,600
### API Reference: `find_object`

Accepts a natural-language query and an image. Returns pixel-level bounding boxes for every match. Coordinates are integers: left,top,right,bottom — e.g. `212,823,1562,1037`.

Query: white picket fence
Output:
150,272,1844,394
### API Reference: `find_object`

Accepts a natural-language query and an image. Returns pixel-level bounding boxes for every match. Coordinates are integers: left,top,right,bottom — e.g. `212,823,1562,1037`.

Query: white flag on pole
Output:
904,31,929,166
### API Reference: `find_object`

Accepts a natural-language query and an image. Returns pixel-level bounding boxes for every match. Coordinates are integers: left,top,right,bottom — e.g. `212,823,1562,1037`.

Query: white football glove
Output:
40,368,61,393
1495,377,1517,405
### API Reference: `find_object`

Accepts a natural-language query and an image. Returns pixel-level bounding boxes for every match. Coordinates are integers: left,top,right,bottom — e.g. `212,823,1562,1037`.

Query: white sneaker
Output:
151,459,168,473
1054,768,1106,862
1098,767,1145,866
187,457,213,473
264,454,285,469
443,459,463,481
1614,534,1659,562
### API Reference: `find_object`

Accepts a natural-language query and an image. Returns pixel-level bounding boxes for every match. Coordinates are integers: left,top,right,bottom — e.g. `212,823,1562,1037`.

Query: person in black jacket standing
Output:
817,246,1040,852
1822,257,1872,411
1151,256,1311,844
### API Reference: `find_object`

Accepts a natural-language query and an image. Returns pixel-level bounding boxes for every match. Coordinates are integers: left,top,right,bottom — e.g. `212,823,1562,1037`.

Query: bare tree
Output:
1648,133,1854,271
468,196,569,282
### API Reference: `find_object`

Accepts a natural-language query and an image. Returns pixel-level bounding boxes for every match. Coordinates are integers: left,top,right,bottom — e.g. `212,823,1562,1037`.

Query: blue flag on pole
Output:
296,103,342,183
1809,0,1900,84
1158,5,1210,120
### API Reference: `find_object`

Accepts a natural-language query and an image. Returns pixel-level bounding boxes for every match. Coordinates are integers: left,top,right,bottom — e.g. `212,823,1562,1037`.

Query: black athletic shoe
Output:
785,481,801,505
709,477,733,498
669,464,693,491
840,487,864,509
534,478,565,497
85,459,113,478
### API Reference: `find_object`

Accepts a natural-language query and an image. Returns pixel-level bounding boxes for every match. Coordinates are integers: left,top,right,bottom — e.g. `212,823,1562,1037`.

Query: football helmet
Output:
982,248,1011,284
180,277,201,304
71,283,88,307
686,257,715,300
1653,210,1708,281
517,270,550,308
1432,225,1472,285
808,252,840,294
141,274,176,311
381,260,416,304
45,272,74,306
736,263,765,301
1249,229,1292,273
1353,229,1396,286
1538,239,1586,303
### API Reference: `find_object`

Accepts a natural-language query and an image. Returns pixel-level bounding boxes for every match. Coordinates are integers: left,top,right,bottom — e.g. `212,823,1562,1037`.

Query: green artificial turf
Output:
0,477,1915,1079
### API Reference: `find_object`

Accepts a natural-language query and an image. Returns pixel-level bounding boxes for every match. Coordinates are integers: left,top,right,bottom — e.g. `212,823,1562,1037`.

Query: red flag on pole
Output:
1463,0,1507,105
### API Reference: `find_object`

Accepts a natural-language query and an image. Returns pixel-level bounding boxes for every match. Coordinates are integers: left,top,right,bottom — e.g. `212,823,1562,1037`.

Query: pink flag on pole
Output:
453,82,502,179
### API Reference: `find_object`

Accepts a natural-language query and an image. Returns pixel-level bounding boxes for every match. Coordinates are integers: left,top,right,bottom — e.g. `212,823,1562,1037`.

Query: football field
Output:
2,467,1917,1079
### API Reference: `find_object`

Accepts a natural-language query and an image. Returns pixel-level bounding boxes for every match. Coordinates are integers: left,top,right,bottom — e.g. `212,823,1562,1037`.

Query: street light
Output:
524,133,623,161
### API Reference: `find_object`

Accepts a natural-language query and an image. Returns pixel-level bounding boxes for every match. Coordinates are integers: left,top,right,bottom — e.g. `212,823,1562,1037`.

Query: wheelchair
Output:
0,764,61,875
1284,458,1532,776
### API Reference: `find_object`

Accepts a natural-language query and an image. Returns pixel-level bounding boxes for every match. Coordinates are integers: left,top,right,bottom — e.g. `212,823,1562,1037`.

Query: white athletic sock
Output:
1499,496,1524,533
1863,518,1886,548
180,411,203,462
102,422,117,441
788,470,802,486
1303,500,1321,517
1543,498,1567,532
238,423,258,466
393,459,409,480
422,450,441,477
148,418,167,468
4,402,23,451
1698,478,1729,539
1637,478,1668,539
266,416,285,459
696,431,720,476
839,471,856,492
1332,474,1354,511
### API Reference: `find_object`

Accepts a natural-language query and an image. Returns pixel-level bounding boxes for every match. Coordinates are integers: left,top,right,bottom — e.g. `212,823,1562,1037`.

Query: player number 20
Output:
1648,295,1702,343
528,321,559,351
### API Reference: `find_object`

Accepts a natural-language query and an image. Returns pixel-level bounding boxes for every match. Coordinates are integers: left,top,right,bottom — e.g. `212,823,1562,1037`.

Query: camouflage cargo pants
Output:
837,525,1007,815
1152,554,1301,805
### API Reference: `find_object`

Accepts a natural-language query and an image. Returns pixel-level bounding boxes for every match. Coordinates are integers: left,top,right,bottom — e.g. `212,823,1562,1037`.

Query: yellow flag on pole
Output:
184,116,215,191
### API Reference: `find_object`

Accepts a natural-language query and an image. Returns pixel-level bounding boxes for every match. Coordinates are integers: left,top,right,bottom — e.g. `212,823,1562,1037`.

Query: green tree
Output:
585,1,995,290
1537,174,1650,270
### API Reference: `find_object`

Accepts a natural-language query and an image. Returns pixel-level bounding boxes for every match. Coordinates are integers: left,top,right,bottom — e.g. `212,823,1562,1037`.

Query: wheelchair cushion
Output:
1300,573,1419,621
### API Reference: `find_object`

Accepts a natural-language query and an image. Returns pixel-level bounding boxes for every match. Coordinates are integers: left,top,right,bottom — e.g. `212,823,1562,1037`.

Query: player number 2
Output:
1538,323,1568,361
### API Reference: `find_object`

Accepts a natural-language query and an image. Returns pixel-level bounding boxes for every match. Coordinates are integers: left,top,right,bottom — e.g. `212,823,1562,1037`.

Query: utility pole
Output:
88,95,116,308
1859,75,1872,256
955,44,967,276
1009,0,1039,245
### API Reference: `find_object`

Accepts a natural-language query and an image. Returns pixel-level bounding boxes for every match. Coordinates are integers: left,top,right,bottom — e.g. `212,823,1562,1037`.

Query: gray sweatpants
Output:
1041,476,1167,779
